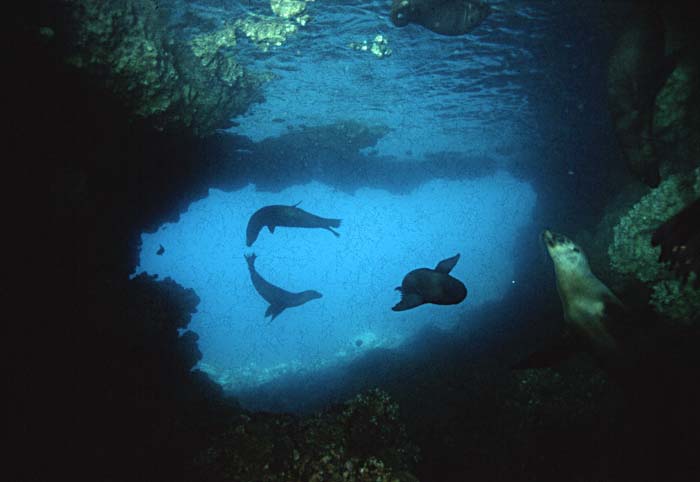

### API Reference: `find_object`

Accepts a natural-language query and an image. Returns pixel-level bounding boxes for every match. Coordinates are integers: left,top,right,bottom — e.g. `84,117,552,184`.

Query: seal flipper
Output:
265,303,286,321
599,292,632,341
435,254,460,274
603,291,626,317
392,287,425,311
268,225,275,233
325,226,340,237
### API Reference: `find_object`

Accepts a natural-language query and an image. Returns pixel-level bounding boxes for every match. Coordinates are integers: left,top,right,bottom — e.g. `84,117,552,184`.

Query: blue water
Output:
194,0,584,160
136,175,535,387
136,0,614,392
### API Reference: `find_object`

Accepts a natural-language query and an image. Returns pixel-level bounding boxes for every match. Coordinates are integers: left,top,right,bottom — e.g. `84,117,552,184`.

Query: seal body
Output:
246,203,341,246
542,230,625,358
392,254,467,311
390,0,490,36
245,253,322,321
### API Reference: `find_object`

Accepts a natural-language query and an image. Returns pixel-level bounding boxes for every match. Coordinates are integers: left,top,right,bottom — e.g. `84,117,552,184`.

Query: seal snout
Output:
542,229,556,247
542,229,570,248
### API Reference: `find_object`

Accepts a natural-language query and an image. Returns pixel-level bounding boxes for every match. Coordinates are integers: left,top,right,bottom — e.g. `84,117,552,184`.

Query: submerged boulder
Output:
193,389,420,481
607,2,700,186
608,169,700,323
45,0,263,136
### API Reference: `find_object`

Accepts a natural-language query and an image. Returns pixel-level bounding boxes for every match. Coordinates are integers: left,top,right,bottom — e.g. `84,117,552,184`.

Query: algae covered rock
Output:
231,0,313,52
190,25,238,66
507,362,615,430
649,277,699,322
652,37,700,173
234,15,299,52
195,389,420,481
608,168,700,322
53,0,262,136
350,35,393,59
271,0,310,21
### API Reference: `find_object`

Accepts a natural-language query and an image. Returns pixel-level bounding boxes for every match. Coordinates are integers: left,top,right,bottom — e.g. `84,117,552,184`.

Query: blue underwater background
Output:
136,176,535,388
22,1,700,481
134,0,612,396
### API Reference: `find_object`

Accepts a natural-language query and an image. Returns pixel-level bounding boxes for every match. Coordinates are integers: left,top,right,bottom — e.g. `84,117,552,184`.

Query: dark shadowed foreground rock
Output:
193,388,420,482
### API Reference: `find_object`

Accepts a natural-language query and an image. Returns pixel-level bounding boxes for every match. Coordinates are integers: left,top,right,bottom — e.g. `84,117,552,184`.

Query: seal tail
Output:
325,218,341,237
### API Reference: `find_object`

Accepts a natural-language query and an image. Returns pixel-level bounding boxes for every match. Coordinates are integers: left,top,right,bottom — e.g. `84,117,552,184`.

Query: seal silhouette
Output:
392,253,467,311
245,253,322,321
390,0,490,36
246,203,341,247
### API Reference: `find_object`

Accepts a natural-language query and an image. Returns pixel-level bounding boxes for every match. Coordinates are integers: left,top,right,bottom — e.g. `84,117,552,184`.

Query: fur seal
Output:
392,254,467,311
246,203,341,247
541,230,626,362
390,0,490,36
244,253,322,321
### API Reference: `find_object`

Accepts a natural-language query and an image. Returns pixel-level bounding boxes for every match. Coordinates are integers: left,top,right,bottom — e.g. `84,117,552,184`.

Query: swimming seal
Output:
392,253,467,311
246,202,341,246
542,230,626,361
390,0,490,36
245,253,322,321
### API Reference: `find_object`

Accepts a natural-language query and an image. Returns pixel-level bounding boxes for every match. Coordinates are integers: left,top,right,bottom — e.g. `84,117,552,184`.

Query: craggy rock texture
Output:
607,2,700,186
193,389,420,481
17,6,417,480
77,273,235,479
608,169,700,322
217,121,394,192
270,0,313,28
18,6,241,479
50,0,263,136
16,3,700,482
230,0,312,52
653,50,700,172
652,198,700,288
349,34,393,59
234,15,300,51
